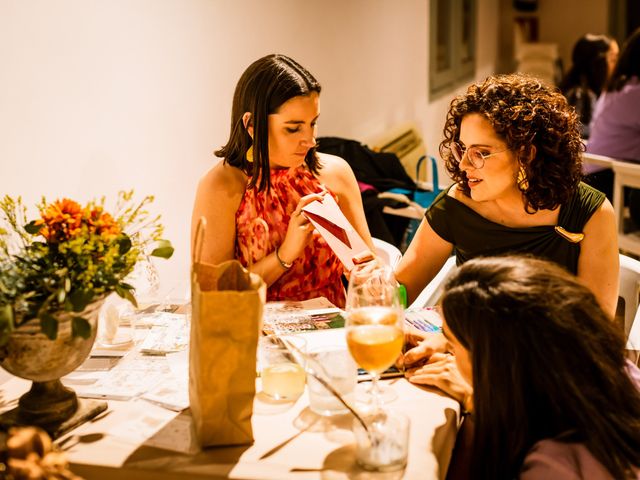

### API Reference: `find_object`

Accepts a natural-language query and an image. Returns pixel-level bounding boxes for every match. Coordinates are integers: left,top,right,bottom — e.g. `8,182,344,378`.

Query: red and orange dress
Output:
235,166,346,307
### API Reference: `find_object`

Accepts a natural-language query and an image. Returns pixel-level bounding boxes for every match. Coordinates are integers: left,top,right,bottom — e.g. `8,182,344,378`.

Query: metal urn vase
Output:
0,299,107,438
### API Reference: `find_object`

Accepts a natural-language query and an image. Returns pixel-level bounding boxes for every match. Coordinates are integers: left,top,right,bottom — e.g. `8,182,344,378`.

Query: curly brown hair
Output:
439,74,584,212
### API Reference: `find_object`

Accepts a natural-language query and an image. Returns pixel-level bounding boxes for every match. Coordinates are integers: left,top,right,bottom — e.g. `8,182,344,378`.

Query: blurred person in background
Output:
560,33,618,139
588,27,640,226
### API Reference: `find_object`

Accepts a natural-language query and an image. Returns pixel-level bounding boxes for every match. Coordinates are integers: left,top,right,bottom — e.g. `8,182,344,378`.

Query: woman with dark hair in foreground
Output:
441,255,640,479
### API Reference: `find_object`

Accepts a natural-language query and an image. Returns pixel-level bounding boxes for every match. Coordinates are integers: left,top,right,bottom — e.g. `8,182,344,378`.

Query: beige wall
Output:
423,0,500,163
1,0,500,291
498,0,609,73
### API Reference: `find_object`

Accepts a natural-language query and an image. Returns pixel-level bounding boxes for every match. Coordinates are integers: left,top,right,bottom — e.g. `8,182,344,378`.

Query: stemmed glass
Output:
345,264,404,410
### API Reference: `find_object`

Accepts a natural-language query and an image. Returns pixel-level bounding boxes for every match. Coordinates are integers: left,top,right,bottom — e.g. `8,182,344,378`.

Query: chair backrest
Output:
409,256,457,309
582,152,614,169
583,151,640,257
367,122,430,184
372,237,402,269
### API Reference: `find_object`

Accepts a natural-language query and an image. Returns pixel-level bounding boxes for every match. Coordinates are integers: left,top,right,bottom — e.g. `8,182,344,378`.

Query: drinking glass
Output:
345,265,404,409
258,335,307,400
352,410,410,472
306,345,358,416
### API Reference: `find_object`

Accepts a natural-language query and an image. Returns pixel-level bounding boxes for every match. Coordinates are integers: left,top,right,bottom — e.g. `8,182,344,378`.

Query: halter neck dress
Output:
235,166,346,307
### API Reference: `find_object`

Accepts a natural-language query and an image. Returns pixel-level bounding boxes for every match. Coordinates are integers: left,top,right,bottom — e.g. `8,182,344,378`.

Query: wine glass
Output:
345,264,404,410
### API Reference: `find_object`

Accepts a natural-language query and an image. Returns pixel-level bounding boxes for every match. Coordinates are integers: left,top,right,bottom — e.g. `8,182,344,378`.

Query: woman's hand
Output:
402,331,449,367
404,352,472,405
278,191,326,264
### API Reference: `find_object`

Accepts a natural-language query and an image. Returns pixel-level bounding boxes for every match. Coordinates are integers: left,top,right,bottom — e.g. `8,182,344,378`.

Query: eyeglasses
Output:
450,142,509,169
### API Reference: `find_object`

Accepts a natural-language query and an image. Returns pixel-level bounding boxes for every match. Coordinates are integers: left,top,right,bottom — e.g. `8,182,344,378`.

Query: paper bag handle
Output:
193,216,207,265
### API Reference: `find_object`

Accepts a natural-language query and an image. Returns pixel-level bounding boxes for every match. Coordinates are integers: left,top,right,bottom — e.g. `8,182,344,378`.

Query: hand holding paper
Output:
278,191,327,265
301,194,370,271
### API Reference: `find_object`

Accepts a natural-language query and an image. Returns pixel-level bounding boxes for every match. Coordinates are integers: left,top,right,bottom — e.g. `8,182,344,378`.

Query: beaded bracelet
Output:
275,247,293,270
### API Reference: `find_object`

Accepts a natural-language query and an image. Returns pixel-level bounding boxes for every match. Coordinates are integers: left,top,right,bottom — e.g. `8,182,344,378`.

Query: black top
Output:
426,182,606,274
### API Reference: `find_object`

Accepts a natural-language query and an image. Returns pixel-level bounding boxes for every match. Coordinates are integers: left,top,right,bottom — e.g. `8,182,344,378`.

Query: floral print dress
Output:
235,166,346,307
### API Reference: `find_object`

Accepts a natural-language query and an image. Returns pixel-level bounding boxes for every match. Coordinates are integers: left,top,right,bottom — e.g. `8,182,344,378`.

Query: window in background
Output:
429,0,477,97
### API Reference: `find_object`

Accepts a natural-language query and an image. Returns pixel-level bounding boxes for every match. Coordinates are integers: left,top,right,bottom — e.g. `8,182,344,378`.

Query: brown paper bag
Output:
190,221,266,447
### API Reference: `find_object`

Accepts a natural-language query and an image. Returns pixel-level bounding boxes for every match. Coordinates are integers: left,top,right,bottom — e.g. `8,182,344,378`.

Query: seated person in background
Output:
191,54,373,308
588,27,640,225
441,256,640,480
397,74,618,390
560,33,618,139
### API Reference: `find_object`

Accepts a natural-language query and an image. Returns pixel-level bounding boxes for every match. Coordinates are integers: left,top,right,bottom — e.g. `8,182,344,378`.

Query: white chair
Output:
583,152,640,257
372,237,402,269
620,253,640,351
409,256,457,309
611,161,640,257
582,152,614,169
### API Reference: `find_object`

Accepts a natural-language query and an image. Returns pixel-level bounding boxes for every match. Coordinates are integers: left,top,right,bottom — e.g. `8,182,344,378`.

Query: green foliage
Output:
71,316,91,339
0,191,173,344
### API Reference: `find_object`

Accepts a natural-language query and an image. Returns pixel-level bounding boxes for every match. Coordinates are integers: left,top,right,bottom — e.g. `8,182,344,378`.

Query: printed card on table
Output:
301,195,369,271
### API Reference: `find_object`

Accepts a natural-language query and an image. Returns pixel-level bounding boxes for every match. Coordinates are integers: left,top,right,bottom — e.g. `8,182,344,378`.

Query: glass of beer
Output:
345,265,404,409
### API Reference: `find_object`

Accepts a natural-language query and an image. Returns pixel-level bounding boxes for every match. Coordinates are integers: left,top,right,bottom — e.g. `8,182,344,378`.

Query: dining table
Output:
0,319,461,480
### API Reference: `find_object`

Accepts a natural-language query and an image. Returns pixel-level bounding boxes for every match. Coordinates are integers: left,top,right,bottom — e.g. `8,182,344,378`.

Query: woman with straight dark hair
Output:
192,54,373,307
442,255,640,480
560,33,618,138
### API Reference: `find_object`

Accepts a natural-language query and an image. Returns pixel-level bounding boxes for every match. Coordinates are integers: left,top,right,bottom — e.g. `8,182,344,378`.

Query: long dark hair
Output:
215,54,322,191
441,256,640,479
607,27,640,92
439,74,583,214
560,34,613,96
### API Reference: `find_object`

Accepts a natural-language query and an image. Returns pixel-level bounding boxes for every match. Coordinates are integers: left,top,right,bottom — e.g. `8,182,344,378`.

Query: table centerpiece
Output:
0,191,173,436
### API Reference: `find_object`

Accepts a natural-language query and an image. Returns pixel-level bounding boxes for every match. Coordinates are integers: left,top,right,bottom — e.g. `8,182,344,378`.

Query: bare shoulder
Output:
196,161,246,203
199,160,246,192
584,197,616,231
316,152,356,190
317,152,351,175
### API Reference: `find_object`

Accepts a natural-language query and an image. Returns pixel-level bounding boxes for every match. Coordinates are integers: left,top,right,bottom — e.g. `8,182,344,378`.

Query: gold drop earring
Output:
517,165,529,191
246,145,254,164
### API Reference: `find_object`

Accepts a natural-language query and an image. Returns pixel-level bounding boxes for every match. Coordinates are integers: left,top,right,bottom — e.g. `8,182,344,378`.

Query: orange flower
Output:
37,198,84,242
91,210,121,238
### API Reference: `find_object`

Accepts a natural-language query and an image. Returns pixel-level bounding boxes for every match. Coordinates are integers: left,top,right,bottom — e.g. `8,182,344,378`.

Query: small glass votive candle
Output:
307,345,358,416
258,335,307,400
352,410,410,472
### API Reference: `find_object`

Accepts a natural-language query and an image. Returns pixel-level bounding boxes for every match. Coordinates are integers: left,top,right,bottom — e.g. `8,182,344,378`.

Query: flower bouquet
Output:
0,191,173,435
0,191,174,344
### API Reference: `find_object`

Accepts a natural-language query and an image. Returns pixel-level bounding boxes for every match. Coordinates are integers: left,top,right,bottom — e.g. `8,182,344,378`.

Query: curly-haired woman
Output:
396,74,619,403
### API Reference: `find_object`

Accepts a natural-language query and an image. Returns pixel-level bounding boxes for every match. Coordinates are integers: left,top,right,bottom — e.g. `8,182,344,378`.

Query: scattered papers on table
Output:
139,321,189,355
140,350,189,411
262,297,344,335
121,311,186,329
